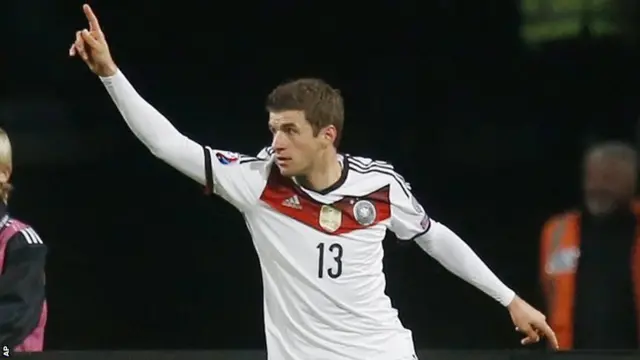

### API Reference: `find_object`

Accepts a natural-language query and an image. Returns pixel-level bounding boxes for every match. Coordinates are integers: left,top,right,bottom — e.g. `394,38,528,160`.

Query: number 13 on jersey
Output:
316,242,343,279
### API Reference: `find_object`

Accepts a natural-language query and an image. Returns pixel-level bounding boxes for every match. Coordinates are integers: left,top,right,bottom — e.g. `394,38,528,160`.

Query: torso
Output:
244,155,416,360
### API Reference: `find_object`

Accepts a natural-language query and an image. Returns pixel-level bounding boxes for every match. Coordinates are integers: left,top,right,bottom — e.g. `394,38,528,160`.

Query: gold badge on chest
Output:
319,205,342,233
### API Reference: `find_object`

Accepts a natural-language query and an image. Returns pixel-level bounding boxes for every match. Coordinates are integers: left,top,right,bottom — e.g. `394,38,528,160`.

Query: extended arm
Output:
414,221,515,306
415,221,557,347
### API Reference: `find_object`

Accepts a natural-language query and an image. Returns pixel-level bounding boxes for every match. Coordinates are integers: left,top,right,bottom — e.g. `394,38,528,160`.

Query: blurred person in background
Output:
0,128,47,353
540,141,640,349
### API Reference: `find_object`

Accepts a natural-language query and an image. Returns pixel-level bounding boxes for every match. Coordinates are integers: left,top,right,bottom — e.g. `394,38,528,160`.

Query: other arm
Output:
413,221,515,306
387,176,514,304
389,174,557,347
415,220,556,346
0,229,46,348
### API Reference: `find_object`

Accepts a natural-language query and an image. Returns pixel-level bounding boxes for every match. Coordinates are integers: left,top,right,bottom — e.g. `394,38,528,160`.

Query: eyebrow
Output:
269,121,298,129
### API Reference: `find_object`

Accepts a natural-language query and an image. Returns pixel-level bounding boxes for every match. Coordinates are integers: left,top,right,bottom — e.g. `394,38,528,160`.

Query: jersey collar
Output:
295,155,350,196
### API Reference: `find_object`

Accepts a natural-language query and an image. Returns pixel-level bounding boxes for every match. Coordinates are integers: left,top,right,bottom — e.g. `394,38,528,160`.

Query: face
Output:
268,110,336,177
584,154,636,215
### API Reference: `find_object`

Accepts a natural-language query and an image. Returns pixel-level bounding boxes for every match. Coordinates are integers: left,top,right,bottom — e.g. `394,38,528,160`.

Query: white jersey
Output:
205,146,428,360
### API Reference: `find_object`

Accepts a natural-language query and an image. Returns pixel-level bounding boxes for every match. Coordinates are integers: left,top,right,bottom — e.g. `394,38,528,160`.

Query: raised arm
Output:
69,4,270,210
100,72,205,183
69,4,204,183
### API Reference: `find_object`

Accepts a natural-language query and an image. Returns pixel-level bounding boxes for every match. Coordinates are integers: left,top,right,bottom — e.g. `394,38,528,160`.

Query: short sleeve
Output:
203,146,272,211
388,178,431,241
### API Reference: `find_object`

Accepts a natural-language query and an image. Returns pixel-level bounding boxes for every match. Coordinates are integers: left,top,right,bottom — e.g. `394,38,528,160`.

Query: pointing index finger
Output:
83,4,101,32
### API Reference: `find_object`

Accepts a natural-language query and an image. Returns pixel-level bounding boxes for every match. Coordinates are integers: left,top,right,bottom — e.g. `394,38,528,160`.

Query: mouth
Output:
276,156,291,167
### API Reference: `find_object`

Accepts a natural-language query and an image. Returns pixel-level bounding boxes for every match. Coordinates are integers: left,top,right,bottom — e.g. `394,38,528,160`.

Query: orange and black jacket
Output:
540,203,640,350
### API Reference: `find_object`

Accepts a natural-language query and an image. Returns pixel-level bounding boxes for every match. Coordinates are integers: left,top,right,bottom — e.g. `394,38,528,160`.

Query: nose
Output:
271,131,287,151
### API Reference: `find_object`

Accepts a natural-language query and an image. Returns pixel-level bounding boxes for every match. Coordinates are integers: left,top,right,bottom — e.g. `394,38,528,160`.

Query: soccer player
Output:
70,4,558,359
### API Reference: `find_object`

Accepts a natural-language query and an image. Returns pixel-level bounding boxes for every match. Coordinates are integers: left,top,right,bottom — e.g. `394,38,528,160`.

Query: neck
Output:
296,148,342,191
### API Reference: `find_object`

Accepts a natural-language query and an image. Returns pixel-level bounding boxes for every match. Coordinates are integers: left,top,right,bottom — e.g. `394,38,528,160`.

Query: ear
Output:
319,125,338,146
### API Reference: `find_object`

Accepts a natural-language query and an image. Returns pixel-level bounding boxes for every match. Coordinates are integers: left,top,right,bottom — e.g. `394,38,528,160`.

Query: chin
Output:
280,168,296,177
277,166,300,178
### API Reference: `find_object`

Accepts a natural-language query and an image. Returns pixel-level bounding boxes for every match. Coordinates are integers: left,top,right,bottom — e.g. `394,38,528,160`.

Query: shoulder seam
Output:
203,146,269,166
239,146,273,164
348,159,411,198
238,156,269,165
347,157,407,183
347,156,393,169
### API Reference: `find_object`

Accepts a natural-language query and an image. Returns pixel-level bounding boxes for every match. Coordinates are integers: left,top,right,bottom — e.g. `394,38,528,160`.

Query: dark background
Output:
0,0,639,351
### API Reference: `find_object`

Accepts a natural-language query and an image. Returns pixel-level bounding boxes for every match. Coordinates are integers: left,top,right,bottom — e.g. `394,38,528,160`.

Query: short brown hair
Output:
266,78,344,147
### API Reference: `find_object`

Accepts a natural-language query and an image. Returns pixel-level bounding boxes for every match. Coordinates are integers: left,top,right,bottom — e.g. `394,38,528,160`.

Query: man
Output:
540,141,640,349
70,4,557,358
0,128,47,352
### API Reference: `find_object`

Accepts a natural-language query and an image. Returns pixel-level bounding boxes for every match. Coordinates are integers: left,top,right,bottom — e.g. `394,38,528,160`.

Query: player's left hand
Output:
69,4,117,77
507,296,559,349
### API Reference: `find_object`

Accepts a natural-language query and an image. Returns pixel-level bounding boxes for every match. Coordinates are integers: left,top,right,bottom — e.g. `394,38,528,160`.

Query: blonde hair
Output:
0,128,13,203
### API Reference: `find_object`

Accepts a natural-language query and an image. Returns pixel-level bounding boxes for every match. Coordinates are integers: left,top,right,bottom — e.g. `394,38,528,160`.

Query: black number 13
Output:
316,242,343,279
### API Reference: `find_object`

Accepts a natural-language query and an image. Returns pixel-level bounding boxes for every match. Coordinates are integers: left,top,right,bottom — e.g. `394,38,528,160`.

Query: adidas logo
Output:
282,195,302,210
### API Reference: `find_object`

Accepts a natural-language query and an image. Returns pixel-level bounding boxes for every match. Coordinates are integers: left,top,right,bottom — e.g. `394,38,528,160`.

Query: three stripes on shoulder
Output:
348,156,412,195
19,228,44,245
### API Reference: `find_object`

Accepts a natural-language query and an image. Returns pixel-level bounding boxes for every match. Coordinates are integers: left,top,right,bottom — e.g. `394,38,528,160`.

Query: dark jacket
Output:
0,203,47,351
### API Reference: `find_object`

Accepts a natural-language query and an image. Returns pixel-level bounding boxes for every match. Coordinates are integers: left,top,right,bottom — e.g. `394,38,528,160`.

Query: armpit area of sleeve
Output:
401,218,432,241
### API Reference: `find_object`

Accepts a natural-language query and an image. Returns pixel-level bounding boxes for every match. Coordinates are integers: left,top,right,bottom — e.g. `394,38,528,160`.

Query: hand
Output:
508,296,559,349
69,4,118,77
